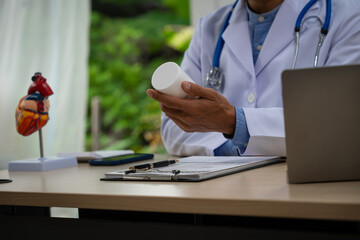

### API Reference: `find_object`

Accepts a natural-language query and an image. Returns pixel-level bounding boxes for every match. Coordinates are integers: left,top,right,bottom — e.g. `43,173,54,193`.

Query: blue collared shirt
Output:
214,3,281,156
247,3,281,64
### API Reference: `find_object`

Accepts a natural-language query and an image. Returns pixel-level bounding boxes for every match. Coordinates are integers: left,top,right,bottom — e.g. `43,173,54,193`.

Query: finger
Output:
146,89,157,98
147,89,188,111
181,81,217,100
161,104,196,128
160,104,185,117
147,89,173,103
163,107,203,132
165,113,193,132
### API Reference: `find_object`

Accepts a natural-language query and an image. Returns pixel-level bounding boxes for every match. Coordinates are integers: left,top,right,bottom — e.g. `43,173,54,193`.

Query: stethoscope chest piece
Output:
205,67,223,90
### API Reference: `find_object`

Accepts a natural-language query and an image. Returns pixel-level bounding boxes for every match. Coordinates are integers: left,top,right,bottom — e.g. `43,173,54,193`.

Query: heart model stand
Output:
8,72,77,171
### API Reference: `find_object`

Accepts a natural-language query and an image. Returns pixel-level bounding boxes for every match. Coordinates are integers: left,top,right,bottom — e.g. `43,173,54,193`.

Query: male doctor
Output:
147,0,360,156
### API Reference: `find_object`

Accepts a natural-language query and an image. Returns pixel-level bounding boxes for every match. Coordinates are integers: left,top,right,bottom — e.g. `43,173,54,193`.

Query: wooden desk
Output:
0,155,359,239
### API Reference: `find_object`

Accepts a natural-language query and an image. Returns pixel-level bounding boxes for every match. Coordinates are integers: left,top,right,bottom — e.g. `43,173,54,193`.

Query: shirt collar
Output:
246,2,282,24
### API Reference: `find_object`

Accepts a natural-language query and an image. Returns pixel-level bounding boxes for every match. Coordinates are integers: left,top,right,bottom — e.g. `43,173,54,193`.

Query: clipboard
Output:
101,156,283,182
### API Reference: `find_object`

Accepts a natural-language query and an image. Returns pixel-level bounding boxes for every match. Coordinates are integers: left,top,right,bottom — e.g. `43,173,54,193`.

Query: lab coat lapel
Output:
255,0,320,75
222,0,255,78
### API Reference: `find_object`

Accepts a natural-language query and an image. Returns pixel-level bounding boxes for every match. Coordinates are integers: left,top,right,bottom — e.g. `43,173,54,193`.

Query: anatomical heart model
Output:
16,72,53,137
10,72,77,171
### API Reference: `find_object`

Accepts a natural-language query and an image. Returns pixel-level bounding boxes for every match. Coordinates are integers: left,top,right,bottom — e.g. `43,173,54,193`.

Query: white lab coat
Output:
161,0,360,156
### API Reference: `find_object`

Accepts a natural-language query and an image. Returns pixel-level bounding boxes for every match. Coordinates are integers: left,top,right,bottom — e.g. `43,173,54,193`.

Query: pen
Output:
129,159,179,170
0,179,12,184
125,169,137,174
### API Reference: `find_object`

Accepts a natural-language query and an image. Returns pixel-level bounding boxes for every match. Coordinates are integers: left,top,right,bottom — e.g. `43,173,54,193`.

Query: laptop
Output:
282,65,360,184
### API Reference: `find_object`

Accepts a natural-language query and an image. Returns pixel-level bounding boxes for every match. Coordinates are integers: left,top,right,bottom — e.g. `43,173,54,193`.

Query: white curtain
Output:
0,0,90,169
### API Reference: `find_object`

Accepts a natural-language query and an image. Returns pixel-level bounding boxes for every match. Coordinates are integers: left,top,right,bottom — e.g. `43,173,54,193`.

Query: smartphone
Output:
88,153,154,166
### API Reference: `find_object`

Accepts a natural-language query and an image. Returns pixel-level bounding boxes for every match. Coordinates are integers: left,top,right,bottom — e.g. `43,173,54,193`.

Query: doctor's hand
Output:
147,81,236,135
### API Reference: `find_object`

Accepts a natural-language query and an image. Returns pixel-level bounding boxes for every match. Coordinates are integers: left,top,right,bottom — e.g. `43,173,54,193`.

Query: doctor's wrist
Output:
225,107,250,151
222,106,236,136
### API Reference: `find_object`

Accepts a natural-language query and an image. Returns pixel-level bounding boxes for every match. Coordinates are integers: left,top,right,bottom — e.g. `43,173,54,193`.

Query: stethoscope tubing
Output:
209,0,332,83
212,0,239,68
293,0,331,68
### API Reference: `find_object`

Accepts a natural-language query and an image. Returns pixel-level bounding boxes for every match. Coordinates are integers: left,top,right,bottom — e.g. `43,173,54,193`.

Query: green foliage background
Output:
87,0,192,153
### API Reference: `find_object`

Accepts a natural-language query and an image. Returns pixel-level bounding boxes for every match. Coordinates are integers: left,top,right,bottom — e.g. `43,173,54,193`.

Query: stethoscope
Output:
205,0,332,90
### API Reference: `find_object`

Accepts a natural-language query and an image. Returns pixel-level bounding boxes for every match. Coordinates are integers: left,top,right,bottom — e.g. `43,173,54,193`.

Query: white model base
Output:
8,156,78,172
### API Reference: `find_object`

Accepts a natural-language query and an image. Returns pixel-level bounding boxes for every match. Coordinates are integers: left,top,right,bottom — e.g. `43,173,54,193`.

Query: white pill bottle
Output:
151,62,195,98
